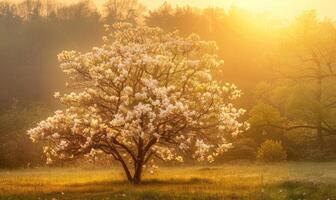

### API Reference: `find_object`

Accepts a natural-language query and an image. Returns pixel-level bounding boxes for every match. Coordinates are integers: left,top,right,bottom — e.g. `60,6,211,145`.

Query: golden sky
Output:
9,0,336,20
92,0,336,20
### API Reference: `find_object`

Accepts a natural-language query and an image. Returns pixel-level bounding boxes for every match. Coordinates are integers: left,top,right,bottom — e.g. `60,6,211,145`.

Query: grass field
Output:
0,162,335,200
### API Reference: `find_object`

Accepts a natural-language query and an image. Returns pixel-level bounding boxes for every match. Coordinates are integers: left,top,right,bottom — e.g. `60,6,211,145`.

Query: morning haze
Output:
71,0,336,19
0,0,336,199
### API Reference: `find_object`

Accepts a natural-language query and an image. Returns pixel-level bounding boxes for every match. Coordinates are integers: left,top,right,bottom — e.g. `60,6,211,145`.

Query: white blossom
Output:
27,23,248,182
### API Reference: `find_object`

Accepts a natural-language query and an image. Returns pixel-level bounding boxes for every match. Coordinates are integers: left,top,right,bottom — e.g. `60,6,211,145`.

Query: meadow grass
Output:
0,162,335,200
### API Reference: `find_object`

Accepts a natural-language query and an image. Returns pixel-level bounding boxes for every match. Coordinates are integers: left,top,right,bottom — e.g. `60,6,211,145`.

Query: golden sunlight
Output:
2,0,336,199
86,0,336,19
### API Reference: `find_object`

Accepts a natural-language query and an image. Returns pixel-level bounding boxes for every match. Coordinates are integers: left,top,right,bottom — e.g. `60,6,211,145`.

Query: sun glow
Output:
154,0,336,19
61,0,336,19
148,0,336,20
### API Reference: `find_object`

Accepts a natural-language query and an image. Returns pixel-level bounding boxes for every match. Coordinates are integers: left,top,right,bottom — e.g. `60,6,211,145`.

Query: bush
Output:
217,138,257,162
257,140,287,162
0,103,52,168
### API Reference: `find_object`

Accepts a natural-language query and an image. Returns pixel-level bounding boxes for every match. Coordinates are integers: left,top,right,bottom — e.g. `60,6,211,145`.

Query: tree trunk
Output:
117,157,142,184
133,162,143,184
132,146,144,184
317,124,324,151
316,63,324,151
119,159,133,183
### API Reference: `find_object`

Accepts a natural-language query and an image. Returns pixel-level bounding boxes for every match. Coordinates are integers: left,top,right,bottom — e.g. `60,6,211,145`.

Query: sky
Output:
89,0,336,20
8,0,336,20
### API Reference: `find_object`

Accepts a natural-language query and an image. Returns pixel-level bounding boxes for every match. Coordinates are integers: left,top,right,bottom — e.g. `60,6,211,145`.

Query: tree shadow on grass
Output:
140,177,213,185
198,167,222,171
69,177,213,187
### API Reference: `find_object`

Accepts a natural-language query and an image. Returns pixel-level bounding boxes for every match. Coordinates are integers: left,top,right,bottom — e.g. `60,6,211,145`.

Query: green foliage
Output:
0,102,52,168
247,12,336,159
248,102,284,126
219,138,257,161
257,140,287,162
0,0,335,167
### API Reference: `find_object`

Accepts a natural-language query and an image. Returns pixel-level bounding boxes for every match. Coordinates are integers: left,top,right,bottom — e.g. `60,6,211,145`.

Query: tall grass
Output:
0,162,335,199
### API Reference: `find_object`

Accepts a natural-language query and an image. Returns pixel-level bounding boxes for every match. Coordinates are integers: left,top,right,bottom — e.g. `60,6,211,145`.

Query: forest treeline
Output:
0,0,336,168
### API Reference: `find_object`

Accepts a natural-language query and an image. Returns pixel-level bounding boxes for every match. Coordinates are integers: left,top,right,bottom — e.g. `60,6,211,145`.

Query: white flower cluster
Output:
28,23,248,171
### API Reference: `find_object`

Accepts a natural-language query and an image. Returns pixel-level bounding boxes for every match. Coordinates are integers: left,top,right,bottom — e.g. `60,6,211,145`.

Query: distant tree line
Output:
0,0,145,108
0,0,335,168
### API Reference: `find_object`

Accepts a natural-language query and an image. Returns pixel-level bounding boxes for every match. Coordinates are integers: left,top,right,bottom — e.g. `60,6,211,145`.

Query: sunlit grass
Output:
0,162,335,199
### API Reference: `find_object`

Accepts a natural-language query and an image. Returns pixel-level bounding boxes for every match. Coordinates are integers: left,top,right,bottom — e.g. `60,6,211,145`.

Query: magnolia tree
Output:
28,23,248,184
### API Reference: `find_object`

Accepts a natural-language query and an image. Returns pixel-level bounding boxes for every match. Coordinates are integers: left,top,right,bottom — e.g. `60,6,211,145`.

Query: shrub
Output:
0,103,51,168
257,140,287,162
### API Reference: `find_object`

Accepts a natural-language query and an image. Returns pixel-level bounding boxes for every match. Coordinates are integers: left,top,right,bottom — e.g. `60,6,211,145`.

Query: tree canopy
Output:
28,23,248,183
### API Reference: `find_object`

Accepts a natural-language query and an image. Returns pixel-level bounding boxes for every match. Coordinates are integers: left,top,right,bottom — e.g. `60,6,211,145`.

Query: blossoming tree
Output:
28,23,248,184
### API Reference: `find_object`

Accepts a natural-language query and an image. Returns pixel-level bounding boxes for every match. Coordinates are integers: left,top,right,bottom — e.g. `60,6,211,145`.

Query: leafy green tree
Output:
250,11,336,158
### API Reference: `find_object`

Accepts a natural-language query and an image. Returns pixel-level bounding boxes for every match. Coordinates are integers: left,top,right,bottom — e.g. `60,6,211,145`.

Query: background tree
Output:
249,11,336,158
28,23,248,184
2,0,336,168
103,0,145,24
279,11,336,151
